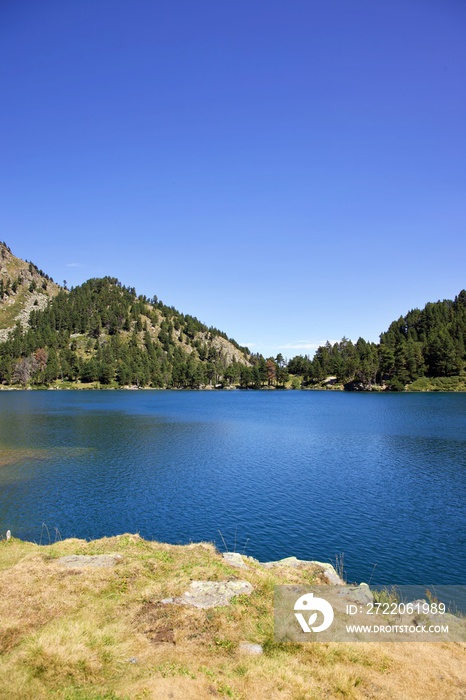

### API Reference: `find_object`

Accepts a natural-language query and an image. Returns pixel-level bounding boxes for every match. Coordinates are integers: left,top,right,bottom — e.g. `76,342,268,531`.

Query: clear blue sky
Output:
1,0,465,357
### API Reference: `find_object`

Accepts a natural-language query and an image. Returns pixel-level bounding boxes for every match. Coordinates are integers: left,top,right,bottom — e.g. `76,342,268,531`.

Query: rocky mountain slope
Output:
0,242,61,342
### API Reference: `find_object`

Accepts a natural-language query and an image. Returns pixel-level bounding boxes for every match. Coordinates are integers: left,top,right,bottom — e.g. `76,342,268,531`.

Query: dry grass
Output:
0,535,465,700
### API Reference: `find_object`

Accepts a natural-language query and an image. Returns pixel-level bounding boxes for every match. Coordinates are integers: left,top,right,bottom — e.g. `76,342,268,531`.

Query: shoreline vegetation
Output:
1,375,466,392
1,533,465,699
1,243,466,393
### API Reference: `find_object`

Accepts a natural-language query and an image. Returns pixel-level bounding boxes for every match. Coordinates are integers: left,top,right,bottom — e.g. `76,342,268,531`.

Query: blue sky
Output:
1,0,465,357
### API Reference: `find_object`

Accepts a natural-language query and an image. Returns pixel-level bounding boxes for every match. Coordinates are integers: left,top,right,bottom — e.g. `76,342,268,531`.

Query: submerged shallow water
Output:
0,390,465,586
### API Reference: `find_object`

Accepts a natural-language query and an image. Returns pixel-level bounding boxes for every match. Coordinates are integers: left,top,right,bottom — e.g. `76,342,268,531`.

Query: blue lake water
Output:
0,390,465,587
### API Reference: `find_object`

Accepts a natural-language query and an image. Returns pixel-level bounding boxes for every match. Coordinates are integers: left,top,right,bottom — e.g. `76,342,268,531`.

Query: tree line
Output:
287,290,466,390
1,274,465,390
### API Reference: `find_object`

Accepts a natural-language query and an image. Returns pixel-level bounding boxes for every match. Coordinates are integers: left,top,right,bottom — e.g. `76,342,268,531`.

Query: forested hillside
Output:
288,291,466,390
0,244,250,388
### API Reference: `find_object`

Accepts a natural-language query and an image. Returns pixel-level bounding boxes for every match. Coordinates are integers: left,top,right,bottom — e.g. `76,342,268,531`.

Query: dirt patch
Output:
136,602,176,645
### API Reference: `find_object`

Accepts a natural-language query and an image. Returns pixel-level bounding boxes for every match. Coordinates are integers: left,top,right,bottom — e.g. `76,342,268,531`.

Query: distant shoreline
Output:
1,384,466,393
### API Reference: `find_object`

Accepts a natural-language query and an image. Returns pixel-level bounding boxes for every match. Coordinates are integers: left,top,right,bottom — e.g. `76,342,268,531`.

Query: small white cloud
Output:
239,342,257,348
66,262,83,268
278,342,320,351
278,339,340,351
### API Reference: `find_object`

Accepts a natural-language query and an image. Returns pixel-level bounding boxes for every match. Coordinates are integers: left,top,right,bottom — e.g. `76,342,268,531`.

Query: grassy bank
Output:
406,375,466,391
0,535,465,699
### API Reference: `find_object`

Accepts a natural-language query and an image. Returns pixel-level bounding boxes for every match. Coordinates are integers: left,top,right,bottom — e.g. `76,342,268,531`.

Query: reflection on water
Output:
0,446,90,469
0,447,52,468
0,390,465,587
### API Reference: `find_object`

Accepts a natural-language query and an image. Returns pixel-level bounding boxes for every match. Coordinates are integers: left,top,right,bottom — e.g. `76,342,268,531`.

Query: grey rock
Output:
260,557,345,585
161,580,253,609
261,556,301,569
337,582,373,604
223,552,248,569
239,642,263,655
56,554,123,568
311,561,345,586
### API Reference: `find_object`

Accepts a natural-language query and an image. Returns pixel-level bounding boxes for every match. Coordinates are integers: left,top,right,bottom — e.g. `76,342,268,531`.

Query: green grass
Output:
407,375,466,392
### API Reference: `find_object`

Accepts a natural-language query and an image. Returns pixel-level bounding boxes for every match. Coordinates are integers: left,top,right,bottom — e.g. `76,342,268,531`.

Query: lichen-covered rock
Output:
261,556,302,569
311,561,345,586
260,557,344,585
337,582,373,604
161,580,253,609
222,552,248,569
